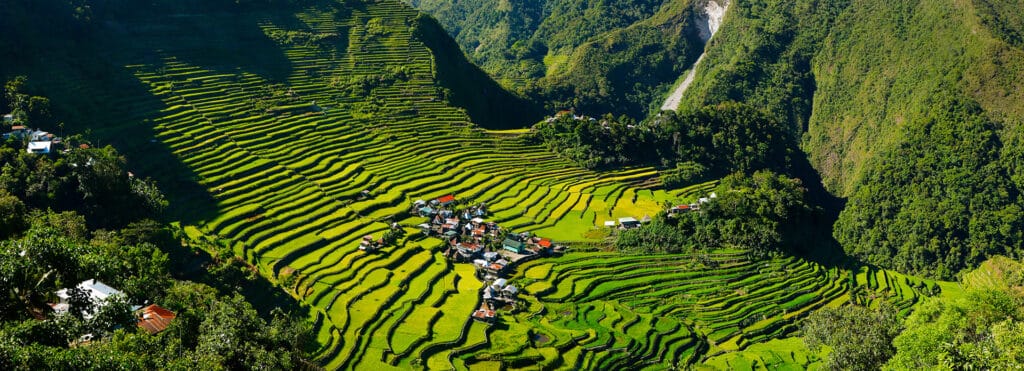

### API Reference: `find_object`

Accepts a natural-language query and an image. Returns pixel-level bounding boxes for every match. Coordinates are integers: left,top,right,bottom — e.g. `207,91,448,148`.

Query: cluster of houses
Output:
407,195,562,324
3,122,64,155
51,279,176,342
544,110,595,124
667,192,718,217
359,234,385,252
472,278,519,323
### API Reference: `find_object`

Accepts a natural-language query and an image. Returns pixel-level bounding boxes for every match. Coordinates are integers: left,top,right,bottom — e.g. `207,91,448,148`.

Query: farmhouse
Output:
52,279,137,318
434,194,456,207
359,235,382,252
482,278,519,310
618,217,641,229
26,141,52,154
471,308,496,323
698,192,718,205
418,206,437,217
136,304,176,335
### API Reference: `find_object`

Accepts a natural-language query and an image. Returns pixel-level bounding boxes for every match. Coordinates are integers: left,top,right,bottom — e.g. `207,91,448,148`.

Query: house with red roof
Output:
136,304,176,335
435,194,456,207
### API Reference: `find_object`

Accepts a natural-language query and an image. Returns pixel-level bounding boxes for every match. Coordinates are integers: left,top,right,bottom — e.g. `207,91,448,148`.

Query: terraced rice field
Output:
16,0,958,369
451,251,944,369
54,1,694,368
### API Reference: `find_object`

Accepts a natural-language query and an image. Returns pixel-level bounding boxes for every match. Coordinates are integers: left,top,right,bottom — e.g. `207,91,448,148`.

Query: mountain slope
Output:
409,0,704,118
678,0,1024,278
416,0,1024,279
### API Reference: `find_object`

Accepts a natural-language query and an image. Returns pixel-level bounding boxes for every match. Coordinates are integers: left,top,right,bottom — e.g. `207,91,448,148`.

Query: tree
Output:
803,303,902,370
0,190,27,239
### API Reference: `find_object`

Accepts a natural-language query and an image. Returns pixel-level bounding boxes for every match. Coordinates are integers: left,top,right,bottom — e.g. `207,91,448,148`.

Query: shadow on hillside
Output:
414,14,546,130
0,4,324,224
787,148,853,270
114,10,298,84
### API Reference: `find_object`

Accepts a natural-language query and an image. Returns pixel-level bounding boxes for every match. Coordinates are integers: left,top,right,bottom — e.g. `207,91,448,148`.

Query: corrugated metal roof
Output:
137,304,176,335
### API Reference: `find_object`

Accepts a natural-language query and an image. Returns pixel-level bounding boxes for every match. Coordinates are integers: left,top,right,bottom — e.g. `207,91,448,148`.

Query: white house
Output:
52,279,128,318
26,141,52,154
2,113,13,124
618,217,640,229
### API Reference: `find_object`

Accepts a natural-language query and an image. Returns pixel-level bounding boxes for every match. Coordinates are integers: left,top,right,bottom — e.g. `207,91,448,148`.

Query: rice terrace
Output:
10,0,1022,369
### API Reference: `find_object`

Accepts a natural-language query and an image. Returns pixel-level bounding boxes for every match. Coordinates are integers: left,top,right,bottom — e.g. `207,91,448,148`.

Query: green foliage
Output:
411,0,701,118
266,29,340,48
972,0,1024,49
834,94,1024,279
3,76,53,128
661,161,706,188
0,281,313,370
0,140,167,230
673,0,1024,279
886,290,1024,370
530,102,793,175
885,257,1024,369
329,66,412,97
381,227,405,246
0,191,27,239
0,214,172,320
802,303,902,370
616,170,812,256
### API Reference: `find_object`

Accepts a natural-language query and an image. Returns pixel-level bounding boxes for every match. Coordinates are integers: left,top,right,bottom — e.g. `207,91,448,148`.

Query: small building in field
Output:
359,235,380,252
618,217,640,229
669,204,692,214
604,220,616,228
418,206,437,217
136,304,176,335
2,114,13,124
472,308,496,323
501,285,519,299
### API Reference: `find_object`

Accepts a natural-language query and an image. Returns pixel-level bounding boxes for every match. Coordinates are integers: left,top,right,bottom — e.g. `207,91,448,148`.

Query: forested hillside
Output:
409,0,704,118
672,0,1024,279
433,0,1024,279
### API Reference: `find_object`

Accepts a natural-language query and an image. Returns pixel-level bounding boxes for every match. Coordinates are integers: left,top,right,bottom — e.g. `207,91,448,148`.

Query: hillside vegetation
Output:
409,0,705,118
671,0,1024,279
445,0,1024,279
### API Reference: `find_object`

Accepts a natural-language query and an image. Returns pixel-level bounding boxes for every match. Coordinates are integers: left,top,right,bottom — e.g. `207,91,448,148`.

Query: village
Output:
2,112,70,155
371,193,678,324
